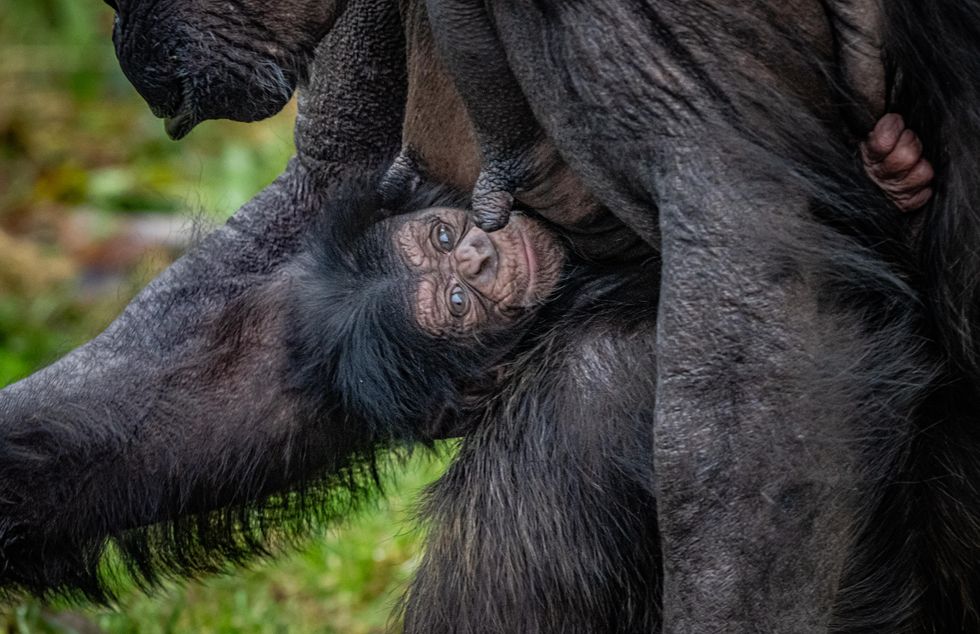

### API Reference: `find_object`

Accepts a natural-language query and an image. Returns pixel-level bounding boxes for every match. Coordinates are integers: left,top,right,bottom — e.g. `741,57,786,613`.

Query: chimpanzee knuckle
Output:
471,191,513,231
865,136,893,162
902,158,935,189
880,150,915,177
905,129,924,154
900,187,933,212
882,130,922,172
864,160,890,183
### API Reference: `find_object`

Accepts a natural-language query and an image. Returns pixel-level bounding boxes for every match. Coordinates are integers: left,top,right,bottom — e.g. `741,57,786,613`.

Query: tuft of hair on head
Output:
285,174,522,440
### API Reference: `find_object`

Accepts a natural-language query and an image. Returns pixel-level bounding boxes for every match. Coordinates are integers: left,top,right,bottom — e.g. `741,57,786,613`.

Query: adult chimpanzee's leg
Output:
403,311,663,634
0,0,406,600
652,142,894,630
473,1,931,629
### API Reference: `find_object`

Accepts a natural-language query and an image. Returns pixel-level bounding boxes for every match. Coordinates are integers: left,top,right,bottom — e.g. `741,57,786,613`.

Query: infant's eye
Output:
448,285,469,317
433,223,455,252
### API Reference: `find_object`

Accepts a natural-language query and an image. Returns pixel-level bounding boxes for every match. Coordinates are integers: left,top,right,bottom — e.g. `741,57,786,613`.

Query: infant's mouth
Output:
519,230,538,306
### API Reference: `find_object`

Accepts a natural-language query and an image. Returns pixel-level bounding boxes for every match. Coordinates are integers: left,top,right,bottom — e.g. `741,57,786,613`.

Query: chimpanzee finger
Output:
878,129,924,176
891,159,935,194
894,187,934,212
471,168,517,231
471,189,514,231
864,113,905,161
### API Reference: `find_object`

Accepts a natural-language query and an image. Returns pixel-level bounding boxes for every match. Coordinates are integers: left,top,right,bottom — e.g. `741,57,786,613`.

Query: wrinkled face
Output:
391,207,567,336
103,0,342,139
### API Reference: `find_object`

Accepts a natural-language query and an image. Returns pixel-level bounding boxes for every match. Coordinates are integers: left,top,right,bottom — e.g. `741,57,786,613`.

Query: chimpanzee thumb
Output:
471,171,515,232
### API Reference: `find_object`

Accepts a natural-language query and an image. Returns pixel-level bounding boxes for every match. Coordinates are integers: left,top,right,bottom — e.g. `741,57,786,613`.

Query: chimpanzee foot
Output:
862,113,935,211
379,149,424,207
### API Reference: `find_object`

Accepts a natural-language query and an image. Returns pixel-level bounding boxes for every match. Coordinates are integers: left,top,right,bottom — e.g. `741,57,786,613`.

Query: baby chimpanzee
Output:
286,178,581,439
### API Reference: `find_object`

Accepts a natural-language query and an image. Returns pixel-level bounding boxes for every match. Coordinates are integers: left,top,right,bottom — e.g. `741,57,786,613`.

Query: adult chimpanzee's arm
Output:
0,0,405,601
479,1,931,630
422,0,543,231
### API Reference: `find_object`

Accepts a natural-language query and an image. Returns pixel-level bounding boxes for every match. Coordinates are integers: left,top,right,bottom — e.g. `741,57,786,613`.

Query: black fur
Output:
402,263,662,633
885,1,980,376
0,315,389,602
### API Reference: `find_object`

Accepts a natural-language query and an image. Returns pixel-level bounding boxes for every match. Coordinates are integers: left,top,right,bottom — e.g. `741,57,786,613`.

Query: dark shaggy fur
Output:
402,276,663,633
885,1,980,375
0,341,387,602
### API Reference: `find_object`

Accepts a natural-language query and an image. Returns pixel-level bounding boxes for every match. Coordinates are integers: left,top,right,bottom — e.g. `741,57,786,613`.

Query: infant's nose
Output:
455,229,497,282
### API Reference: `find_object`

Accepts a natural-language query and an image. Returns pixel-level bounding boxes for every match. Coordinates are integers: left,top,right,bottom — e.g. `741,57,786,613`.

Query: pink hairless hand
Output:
862,113,935,212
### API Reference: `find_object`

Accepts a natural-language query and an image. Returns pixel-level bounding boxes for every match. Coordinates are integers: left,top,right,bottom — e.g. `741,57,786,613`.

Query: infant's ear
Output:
379,149,425,208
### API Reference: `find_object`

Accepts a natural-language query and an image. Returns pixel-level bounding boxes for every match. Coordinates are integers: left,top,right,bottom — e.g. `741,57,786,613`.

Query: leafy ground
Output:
0,2,446,631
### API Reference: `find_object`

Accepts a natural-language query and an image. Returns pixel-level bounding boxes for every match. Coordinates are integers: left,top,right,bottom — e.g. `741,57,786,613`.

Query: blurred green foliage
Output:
0,1,446,631
0,0,297,386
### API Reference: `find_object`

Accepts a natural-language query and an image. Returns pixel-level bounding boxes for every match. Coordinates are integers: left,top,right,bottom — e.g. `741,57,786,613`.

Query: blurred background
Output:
0,1,443,632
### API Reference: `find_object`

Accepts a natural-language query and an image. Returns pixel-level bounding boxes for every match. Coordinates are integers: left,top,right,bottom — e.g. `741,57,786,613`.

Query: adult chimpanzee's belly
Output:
401,3,648,263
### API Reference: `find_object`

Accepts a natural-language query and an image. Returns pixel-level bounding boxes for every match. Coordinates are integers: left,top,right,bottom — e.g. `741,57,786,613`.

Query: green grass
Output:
0,2,451,631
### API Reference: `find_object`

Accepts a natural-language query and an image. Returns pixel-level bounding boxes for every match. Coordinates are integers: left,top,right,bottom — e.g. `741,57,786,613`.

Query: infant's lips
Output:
519,230,538,306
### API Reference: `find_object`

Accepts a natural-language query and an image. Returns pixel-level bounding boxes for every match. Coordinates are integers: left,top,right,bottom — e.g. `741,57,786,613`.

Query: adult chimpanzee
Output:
414,2,980,631
2,1,976,633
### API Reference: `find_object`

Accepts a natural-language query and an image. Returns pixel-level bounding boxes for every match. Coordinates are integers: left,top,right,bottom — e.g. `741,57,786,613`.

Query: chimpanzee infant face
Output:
391,207,566,336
